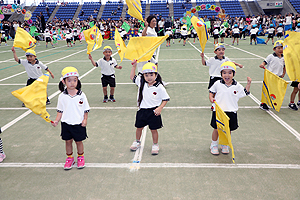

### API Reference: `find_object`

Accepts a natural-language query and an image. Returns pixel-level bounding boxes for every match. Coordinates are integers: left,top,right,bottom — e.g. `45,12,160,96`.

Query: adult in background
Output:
40,12,46,32
158,18,165,36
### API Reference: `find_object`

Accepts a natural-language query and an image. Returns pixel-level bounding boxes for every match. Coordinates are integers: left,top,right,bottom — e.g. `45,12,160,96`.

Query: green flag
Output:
29,26,37,36
205,21,211,29
89,21,95,28
138,20,145,32
121,21,131,33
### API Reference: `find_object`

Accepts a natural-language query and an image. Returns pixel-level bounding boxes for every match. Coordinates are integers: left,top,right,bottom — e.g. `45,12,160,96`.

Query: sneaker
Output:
255,42,257,45
64,157,75,170
22,103,25,107
109,98,116,102
221,145,229,154
103,98,108,103
46,99,51,105
250,42,252,45
130,140,141,151
210,144,219,155
259,103,269,111
151,144,159,155
232,43,234,45
52,46,55,48
0,152,6,163
297,102,300,107
77,156,85,169
289,103,298,111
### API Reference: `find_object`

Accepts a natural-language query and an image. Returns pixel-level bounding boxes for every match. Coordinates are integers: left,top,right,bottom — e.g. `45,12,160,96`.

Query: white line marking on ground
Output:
1,162,300,169
130,127,147,171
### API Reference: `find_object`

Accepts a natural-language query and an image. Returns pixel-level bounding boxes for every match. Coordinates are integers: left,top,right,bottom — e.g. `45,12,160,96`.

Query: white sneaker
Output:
210,144,219,155
0,152,6,162
130,140,140,151
151,144,159,155
221,145,229,154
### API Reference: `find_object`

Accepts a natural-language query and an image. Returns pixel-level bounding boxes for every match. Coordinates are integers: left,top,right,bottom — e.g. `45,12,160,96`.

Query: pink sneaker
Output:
77,156,85,169
0,152,6,163
64,157,75,170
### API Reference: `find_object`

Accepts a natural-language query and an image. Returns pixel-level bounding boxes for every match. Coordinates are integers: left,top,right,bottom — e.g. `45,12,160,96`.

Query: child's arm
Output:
88,54,97,67
200,53,206,65
46,68,55,79
11,46,19,63
51,112,62,127
81,112,88,127
130,59,137,80
280,66,286,78
245,77,252,92
232,61,243,68
298,83,300,90
154,100,168,116
259,61,266,69
209,92,215,103
115,65,122,69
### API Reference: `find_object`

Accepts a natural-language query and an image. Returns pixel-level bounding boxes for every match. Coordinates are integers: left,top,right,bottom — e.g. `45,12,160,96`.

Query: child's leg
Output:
75,141,84,155
103,87,108,97
65,139,73,156
237,38,239,44
290,87,298,103
136,127,143,140
110,87,115,96
150,129,158,144
212,128,218,141
232,38,235,44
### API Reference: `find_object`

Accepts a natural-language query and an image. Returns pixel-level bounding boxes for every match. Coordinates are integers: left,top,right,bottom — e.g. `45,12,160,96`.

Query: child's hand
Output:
81,119,87,127
154,107,163,116
117,66,123,69
210,98,216,103
51,121,58,127
247,77,252,84
131,59,137,66
200,52,204,58
11,46,15,52
144,20,148,27
88,54,92,60
259,64,265,69
238,64,243,68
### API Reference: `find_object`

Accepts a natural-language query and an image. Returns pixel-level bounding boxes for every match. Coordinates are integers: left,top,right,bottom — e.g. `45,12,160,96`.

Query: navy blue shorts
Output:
101,74,116,87
291,81,299,87
61,122,87,142
135,107,163,130
210,111,238,131
208,76,222,89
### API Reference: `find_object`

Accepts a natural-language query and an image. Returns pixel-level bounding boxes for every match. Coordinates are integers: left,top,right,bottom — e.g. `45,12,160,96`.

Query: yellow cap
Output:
25,49,36,56
61,67,79,79
103,46,112,52
220,61,236,72
142,62,157,74
214,43,226,51
274,40,283,48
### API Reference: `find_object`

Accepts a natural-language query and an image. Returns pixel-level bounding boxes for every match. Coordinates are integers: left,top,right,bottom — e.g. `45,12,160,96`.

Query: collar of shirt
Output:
214,55,225,60
63,88,82,96
273,52,283,58
27,59,39,65
103,56,112,61
220,78,237,86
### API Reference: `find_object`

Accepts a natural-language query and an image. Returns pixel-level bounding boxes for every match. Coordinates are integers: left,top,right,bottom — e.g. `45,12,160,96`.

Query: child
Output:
295,23,300,32
179,25,188,46
0,128,5,163
219,25,226,43
165,27,173,47
130,61,170,155
200,43,243,90
276,23,284,39
213,25,219,44
259,40,286,110
88,46,122,102
51,67,90,170
250,24,258,45
44,28,55,48
209,61,252,155
231,24,240,45
265,24,275,45
72,27,81,45
0,30,7,46
65,30,73,47
11,47,54,106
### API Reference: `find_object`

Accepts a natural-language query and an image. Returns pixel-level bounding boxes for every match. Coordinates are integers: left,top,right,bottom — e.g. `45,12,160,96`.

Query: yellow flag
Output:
114,27,127,63
13,27,37,52
283,31,300,82
261,69,288,112
83,25,103,54
11,73,51,123
125,36,168,62
126,0,144,22
215,102,235,163
190,16,209,52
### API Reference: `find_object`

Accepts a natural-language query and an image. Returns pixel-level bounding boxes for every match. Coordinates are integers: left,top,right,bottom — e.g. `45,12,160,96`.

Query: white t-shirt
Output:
180,29,188,36
57,89,90,125
232,28,240,34
206,56,231,77
65,33,72,39
133,75,170,108
264,53,285,76
19,59,48,79
213,29,219,35
277,27,283,33
267,28,275,34
44,32,51,38
210,79,248,112
96,57,118,75
250,28,258,35
165,30,172,36
295,27,300,32
146,27,157,37
158,20,165,28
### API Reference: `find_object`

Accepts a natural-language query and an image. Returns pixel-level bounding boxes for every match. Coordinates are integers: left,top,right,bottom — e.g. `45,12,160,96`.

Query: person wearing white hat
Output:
52,67,90,170
209,61,252,155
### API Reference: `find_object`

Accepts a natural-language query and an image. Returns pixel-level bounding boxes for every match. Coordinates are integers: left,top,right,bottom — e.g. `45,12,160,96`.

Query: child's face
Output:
215,48,225,57
26,55,36,63
143,72,157,85
274,46,283,55
221,69,234,85
103,50,112,58
64,76,78,90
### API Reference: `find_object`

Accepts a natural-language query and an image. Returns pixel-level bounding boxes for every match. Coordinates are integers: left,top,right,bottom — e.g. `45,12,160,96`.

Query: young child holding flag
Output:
130,61,170,155
88,46,122,103
209,61,252,155
51,67,90,170
11,47,54,106
259,40,286,111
